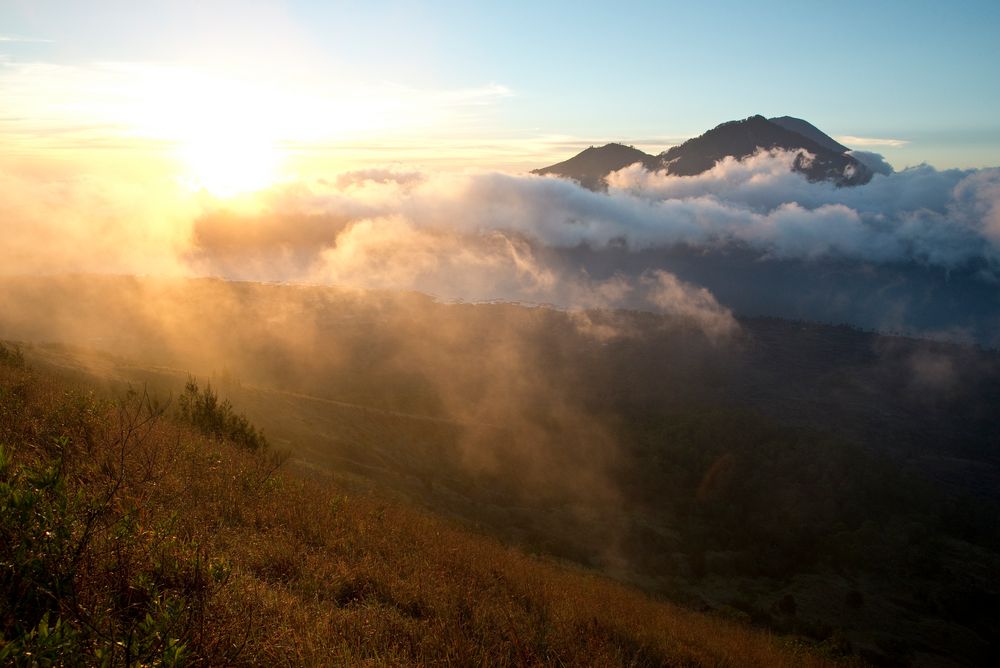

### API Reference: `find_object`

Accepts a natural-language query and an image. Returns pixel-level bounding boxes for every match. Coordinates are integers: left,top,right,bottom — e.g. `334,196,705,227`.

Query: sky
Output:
2,0,1000,193
3,1,1000,345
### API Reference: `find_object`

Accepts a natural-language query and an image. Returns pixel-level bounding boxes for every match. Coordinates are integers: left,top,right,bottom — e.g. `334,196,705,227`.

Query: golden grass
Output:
0,355,851,666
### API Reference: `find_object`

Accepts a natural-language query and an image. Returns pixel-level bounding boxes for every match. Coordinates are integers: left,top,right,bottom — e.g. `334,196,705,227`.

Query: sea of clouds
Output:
4,148,999,336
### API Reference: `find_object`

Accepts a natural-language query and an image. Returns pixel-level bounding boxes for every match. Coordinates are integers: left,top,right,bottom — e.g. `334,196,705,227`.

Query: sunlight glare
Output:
178,134,280,197
130,69,294,196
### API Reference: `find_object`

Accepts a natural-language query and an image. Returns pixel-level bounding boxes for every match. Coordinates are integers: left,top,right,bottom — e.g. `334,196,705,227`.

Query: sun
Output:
178,133,281,197
124,68,293,197
111,65,456,195
167,88,287,197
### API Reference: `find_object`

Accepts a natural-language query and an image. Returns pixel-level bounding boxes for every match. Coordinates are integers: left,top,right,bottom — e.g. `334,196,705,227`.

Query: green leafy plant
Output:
0,382,245,666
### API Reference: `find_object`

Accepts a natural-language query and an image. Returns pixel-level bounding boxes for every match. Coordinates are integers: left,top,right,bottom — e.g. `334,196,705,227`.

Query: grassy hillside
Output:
0,344,842,666
3,275,999,665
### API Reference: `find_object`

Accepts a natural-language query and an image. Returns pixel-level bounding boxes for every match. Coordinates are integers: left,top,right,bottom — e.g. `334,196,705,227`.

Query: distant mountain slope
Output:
534,115,873,189
768,115,850,153
661,115,870,185
531,142,660,190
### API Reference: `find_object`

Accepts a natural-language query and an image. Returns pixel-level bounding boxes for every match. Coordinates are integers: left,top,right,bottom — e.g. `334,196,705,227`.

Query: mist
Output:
6,148,1000,300
0,273,712,569
5,147,1000,347
180,151,1000,341
179,151,1000,292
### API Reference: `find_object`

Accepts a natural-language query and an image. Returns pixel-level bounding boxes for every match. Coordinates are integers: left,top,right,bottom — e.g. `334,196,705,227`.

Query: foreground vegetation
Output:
0,344,842,666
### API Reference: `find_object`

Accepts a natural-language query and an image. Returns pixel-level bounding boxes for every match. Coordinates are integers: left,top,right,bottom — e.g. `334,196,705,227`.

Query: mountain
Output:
531,142,661,190
534,115,873,189
659,115,870,184
768,115,850,153
769,116,895,176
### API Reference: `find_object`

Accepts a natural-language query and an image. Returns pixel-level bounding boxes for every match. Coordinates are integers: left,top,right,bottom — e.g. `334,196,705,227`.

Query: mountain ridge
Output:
532,142,661,191
533,115,873,190
768,115,850,153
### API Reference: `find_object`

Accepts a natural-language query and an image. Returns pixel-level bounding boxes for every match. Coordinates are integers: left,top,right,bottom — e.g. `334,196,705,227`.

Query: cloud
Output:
413,82,514,106
175,151,1000,299
0,168,192,277
0,60,514,153
603,149,998,266
641,270,739,339
5,149,1000,343
310,216,558,299
11,147,1000,278
0,35,53,43
836,135,910,148
951,169,1000,245
847,150,894,176
172,166,745,335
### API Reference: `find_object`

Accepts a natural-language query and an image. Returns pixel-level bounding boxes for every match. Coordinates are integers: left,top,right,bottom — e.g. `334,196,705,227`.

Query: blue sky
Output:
3,0,999,170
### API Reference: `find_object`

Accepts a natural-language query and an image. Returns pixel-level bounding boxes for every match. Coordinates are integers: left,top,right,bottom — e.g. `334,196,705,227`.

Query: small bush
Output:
177,377,268,451
0,383,239,665
0,343,25,370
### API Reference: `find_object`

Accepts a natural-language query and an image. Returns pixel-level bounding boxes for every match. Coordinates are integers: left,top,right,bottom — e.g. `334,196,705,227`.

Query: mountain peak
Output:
531,142,660,190
768,116,850,153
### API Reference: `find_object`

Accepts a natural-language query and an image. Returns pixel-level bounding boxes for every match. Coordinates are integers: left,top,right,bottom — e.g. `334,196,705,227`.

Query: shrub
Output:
0,343,25,370
177,378,268,451
0,384,236,665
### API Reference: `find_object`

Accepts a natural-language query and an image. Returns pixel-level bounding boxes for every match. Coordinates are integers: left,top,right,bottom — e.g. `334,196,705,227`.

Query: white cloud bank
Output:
4,148,1000,337
196,149,998,272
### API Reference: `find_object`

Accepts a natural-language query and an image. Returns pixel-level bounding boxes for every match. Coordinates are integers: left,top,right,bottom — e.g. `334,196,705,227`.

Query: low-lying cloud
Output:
605,149,999,267
4,148,1000,339
185,150,1000,278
